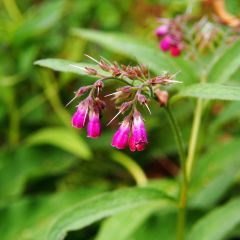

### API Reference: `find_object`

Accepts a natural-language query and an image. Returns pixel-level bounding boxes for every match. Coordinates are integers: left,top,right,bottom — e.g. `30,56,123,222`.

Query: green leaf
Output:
95,179,177,240
72,28,197,83
208,40,240,83
187,198,240,240
12,0,66,45
95,205,159,240
0,188,104,240
34,58,106,76
47,188,172,240
25,128,92,160
189,139,240,208
179,83,240,101
0,146,78,204
210,101,240,134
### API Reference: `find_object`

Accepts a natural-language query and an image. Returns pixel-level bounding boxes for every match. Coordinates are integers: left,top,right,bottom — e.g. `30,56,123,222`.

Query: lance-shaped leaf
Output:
47,188,172,240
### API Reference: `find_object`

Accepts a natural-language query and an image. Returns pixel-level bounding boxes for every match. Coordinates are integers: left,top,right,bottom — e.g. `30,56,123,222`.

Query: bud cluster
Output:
155,15,238,57
155,16,187,57
68,56,180,151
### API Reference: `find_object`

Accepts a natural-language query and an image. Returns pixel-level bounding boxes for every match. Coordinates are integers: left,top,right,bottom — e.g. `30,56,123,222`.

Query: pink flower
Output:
87,107,101,138
155,25,169,37
112,118,131,149
170,45,181,57
159,36,172,51
72,99,90,128
129,110,148,152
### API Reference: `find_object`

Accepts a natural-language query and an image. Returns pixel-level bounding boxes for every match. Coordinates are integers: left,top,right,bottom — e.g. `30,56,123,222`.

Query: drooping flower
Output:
87,107,101,138
160,36,172,51
129,109,148,152
72,97,93,128
170,45,181,57
112,117,131,149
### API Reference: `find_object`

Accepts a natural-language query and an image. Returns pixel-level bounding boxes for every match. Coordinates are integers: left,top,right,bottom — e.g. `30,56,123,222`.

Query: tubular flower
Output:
129,110,148,152
72,97,93,128
160,36,172,51
112,118,131,149
87,107,101,138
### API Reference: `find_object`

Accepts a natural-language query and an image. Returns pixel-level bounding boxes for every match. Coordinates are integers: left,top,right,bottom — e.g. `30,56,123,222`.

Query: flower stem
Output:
185,98,203,180
164,106,188,240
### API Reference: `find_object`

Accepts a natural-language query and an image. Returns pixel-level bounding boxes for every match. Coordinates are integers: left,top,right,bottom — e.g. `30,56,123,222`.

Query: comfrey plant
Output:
68,55,180,151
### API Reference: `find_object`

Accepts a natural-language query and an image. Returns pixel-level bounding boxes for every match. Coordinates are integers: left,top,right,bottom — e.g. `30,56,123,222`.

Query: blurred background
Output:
1,0,240,239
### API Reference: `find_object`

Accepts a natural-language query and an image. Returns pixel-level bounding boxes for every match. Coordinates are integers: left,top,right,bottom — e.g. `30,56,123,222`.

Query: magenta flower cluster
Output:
155,18,185,57
69,56,178,152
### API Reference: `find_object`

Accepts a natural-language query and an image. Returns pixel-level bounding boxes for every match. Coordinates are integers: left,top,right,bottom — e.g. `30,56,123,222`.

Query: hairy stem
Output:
164,106,187,240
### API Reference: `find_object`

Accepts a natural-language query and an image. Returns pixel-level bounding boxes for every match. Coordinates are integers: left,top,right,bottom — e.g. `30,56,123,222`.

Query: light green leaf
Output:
47,188,172,240
208,40,240,83
190,139,240,208
25,127,92,160
187,198,240,240
179,83,240,101
72,28,197,83
34,58,106,76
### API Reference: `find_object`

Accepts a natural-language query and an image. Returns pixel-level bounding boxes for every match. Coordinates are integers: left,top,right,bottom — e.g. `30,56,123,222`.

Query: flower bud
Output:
94,80,104,89
84,67,97,75
137,94,148,105
155,25,169,37
111,64,122,77
119,102,132,113
99,59,110,71
75,86,92,97
155,89,169,107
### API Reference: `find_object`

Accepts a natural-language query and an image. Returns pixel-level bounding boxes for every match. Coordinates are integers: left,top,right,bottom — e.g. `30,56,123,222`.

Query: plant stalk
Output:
185,98,203,180
163,106,188,240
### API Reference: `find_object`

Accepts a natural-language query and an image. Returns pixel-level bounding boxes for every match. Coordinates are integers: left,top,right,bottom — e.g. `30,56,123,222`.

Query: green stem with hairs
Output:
164,106,187,240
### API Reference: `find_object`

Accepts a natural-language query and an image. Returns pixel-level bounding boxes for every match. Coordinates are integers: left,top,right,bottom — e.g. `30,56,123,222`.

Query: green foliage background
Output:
0,0,240,240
